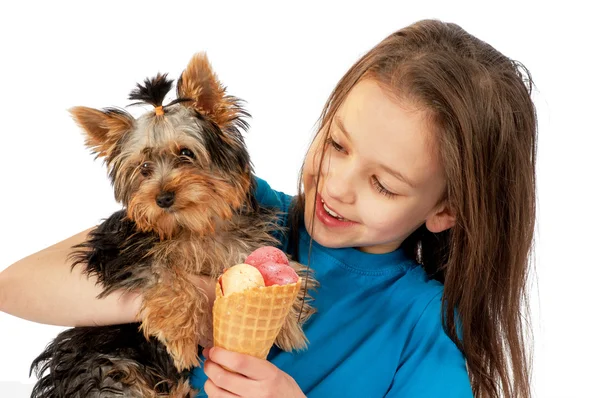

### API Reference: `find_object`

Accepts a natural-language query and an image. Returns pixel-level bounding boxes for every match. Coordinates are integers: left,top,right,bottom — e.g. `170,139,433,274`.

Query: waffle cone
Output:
213,279,302,359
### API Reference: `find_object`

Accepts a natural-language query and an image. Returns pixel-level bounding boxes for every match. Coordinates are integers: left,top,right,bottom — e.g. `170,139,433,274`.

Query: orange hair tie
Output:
155,106,164,116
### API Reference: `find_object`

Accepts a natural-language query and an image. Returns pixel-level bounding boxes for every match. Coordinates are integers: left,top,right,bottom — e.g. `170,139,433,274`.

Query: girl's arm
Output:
0,227,143,326
0,227,216,329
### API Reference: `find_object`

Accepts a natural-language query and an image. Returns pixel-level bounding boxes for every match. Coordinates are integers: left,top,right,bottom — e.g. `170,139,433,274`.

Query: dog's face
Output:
70,54,253,239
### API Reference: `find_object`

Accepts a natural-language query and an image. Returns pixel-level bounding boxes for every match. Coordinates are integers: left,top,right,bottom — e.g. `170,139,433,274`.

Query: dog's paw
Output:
166,338,201,371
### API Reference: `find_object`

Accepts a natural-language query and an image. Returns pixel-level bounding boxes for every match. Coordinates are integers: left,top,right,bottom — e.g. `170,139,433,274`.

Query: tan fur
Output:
127,171,249,240
167,379,195,398
176,53,242,128
275,261,318,351
70,106,134,159
140,269,208,371
136,220,316,370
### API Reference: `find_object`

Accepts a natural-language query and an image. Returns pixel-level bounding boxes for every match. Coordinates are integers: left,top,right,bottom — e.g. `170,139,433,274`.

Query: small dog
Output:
30,53,315,397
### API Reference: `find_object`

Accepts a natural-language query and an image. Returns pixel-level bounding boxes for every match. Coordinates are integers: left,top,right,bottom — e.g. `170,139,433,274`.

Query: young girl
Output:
0,19,536,397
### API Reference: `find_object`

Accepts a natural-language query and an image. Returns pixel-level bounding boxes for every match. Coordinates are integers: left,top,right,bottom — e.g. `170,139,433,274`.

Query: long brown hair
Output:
290,19,537,397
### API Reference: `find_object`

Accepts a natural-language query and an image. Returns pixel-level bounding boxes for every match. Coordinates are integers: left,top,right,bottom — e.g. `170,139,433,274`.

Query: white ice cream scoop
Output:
219,263,265,296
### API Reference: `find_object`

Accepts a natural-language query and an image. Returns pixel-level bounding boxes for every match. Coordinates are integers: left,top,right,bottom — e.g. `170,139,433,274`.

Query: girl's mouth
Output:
315,193,357,228
322,199,347,221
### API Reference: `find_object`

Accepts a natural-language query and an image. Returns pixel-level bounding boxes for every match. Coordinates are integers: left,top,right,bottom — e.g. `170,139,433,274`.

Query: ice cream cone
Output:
212,279,302,359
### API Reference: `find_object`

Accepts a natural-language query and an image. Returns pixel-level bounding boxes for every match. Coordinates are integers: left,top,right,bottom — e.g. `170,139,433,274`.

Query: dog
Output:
29,53,315,397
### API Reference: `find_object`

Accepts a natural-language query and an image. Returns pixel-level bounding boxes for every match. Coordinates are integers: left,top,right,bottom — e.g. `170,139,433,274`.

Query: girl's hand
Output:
202,347,306,398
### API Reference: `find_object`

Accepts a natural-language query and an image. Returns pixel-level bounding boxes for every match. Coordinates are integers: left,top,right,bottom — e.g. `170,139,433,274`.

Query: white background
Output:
0,1,598,397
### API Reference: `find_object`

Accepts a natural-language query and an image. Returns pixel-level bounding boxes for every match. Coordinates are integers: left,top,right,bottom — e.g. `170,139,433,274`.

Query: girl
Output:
0,19,536,397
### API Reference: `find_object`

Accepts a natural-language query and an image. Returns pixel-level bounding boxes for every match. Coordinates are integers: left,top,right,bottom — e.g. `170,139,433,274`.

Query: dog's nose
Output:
156,191,175,208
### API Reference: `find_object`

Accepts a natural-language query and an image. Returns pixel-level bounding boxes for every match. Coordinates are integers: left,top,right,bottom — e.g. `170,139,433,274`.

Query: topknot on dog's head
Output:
128,73,190,116
129,73,172,108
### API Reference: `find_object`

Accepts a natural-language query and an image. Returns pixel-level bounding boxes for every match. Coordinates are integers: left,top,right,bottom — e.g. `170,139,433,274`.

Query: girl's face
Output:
303,79,455,254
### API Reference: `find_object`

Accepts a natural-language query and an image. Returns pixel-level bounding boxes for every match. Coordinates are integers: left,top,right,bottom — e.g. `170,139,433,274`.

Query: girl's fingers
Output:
204,378,241,398
203,357,258,396
205,347,274,380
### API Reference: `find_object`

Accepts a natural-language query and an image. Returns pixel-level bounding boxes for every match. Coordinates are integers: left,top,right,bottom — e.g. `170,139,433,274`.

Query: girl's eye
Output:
179,148,195,159
371,176,397,198
140,162,152,177
325,137,345,153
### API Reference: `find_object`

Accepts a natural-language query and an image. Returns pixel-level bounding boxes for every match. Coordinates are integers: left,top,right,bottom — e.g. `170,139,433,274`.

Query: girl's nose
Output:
323,162,356,205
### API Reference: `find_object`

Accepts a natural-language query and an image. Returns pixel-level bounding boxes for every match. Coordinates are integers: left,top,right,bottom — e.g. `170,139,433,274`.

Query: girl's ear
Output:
425,202,456,233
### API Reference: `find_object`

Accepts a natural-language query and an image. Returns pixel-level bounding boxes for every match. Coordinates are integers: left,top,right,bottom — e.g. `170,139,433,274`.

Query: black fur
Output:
128,73,173,108
199,115,252,176
102,107,133,120
30,324,187,398
69,210,158,298
30,212,187,397
221,96,251,132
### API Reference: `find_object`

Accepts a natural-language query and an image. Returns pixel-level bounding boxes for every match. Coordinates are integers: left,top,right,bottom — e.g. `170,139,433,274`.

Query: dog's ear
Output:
69,107,134,159
176,53,243,127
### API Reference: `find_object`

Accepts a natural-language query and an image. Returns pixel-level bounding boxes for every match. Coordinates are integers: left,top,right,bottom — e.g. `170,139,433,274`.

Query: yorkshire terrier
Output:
29,53,315,398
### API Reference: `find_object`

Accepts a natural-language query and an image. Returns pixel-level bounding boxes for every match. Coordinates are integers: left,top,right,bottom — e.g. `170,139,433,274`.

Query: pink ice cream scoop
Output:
253,261,298,286
245,246,289,267
245,247,298,286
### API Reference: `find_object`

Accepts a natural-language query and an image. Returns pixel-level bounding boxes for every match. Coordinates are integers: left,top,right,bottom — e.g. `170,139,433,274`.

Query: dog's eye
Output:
140,162,152,177
179,148,195,159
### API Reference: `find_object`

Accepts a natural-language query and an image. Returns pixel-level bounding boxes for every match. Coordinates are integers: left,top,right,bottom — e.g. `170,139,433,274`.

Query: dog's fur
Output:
29,53,315,397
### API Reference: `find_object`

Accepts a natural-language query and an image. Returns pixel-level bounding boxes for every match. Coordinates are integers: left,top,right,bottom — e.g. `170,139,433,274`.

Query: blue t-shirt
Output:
190,178,472,397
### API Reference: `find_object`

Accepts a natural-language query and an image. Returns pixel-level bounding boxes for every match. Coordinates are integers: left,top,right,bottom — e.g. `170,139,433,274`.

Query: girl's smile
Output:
315,192,358,228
